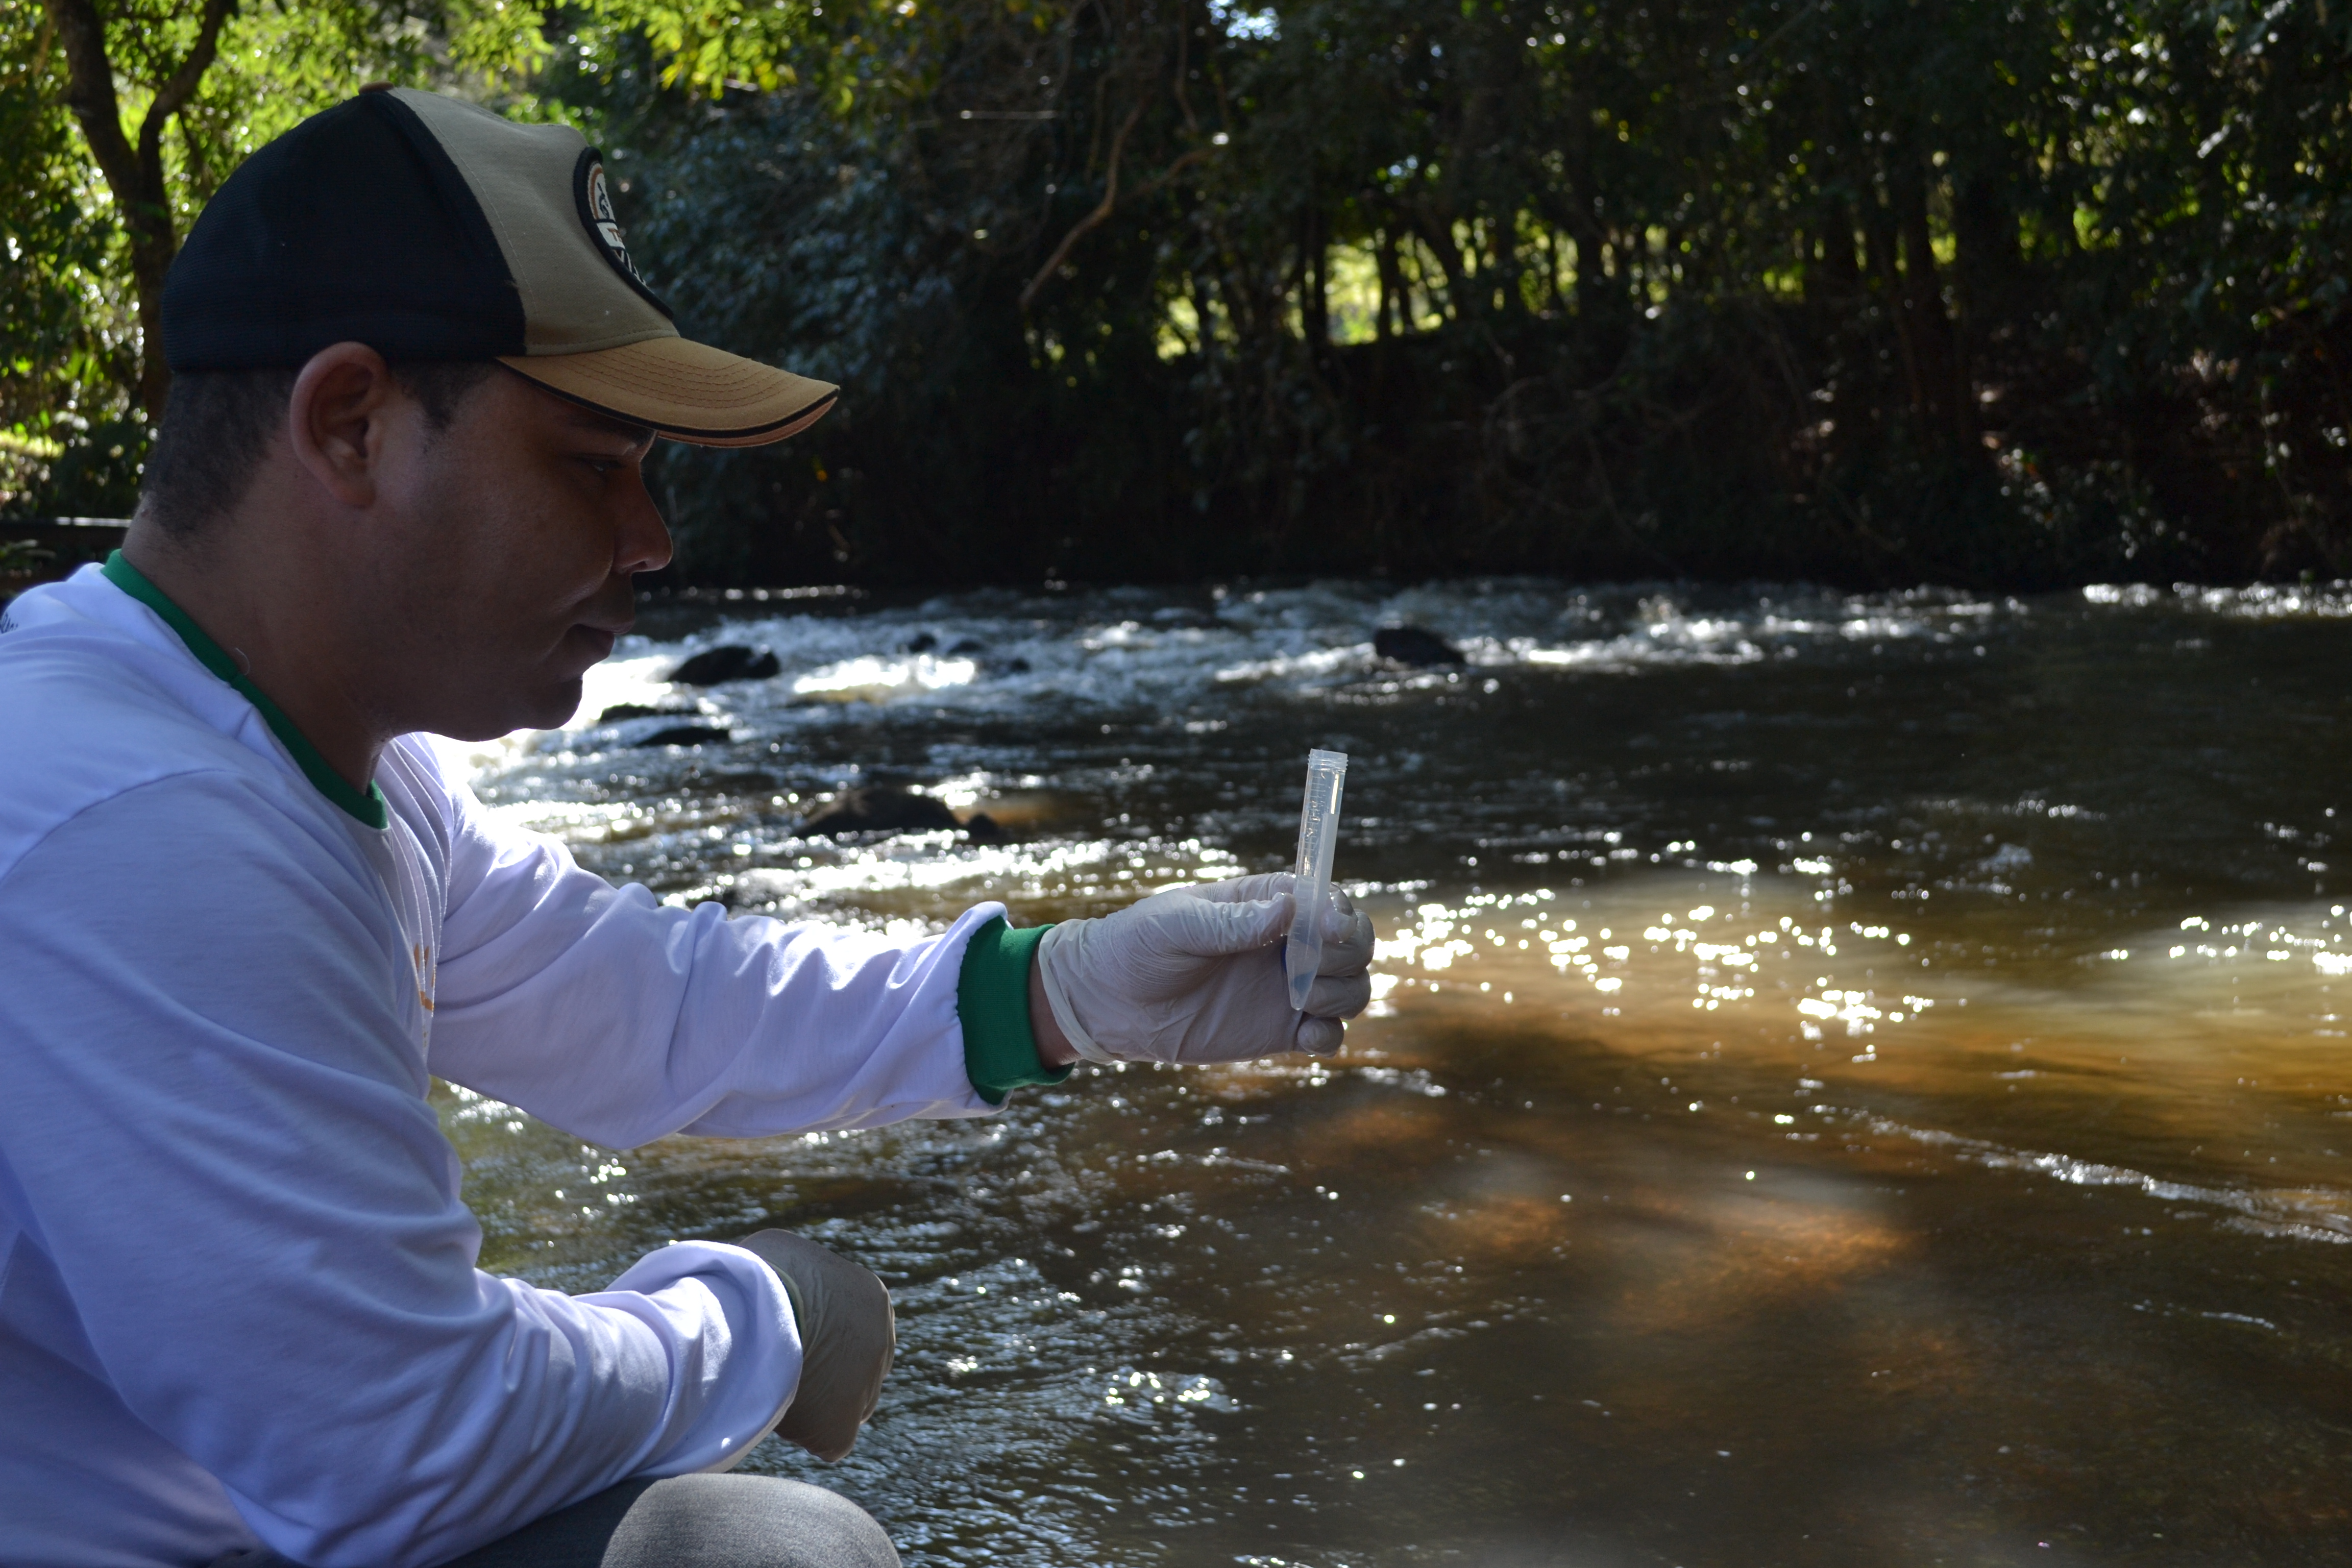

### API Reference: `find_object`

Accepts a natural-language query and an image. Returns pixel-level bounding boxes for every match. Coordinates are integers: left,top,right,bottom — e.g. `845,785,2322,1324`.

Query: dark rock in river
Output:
991,657,1031,676
947,637,988,655
637,724,733,748
800,785,961,838
1374,625,1466,667
671,645,781,685
903,632,938,653
599,702,699,722
961,812,1006,843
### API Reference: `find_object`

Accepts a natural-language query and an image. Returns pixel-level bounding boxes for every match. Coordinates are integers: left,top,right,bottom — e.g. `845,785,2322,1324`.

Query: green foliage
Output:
578,0,818,95
540,0,2352,585
0,0,553,512
0,536,57,573
6,0,2348,584
1,1,126,506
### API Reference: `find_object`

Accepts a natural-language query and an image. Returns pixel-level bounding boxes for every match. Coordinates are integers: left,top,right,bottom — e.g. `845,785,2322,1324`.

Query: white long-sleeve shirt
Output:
0,564,1004,1568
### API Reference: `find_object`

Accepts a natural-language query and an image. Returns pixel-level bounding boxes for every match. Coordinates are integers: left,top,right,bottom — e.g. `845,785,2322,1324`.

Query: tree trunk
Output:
1298,200,1329,350
1411,212,1471,322
1491,215,1524,320
1817,202,1861,296
1891,158,1967,442
1862,186,1899,295
1374,228,1402,339
1564,209,1608,321
1950,169,2020,379
45,0,238,421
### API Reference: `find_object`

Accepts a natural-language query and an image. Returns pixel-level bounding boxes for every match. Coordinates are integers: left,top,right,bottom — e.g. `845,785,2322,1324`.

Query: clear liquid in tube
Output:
1284,749,1349,1012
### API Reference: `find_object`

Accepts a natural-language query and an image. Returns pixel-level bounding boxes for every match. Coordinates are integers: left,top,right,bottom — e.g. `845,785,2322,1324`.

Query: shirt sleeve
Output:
425,758,1001,1146
0,774,800,1568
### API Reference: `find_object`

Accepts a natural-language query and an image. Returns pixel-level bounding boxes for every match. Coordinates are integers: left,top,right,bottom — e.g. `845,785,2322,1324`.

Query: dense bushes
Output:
9,0,2349,586
573,0,2351,587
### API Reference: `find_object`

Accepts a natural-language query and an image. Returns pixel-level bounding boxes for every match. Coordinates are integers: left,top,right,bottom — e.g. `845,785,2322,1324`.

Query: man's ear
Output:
287,342,405,510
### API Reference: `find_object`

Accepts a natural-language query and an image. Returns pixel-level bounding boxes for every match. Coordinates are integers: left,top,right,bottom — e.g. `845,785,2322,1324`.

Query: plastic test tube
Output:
1285,748,1349,1012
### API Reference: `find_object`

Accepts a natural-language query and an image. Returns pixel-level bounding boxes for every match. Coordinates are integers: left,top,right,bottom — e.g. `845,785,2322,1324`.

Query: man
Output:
0,87,1373,1568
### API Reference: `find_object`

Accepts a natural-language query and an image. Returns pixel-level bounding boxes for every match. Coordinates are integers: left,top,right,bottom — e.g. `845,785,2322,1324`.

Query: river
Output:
442,576,2352,1566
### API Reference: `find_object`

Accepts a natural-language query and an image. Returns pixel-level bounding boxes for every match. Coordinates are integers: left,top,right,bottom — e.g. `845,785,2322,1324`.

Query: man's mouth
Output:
570,623,623,659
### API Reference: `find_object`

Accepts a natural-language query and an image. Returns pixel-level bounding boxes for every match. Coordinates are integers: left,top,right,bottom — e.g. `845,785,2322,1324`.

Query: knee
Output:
611,1474,899,1568
755,1480,899,1568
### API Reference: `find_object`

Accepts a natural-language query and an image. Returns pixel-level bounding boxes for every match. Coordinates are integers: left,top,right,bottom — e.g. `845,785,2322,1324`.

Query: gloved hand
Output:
732,1230,895,1462
1035,872,1375,1064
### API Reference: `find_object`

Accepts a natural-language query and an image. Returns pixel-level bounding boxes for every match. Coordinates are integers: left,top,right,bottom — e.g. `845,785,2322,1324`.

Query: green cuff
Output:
957,917,1070,1106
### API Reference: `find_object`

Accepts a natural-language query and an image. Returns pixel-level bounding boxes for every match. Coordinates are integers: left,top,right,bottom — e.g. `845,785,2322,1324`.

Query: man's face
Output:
358,369,671,741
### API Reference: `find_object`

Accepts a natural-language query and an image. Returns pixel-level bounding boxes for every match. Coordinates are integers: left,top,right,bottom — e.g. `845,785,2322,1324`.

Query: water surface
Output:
447,577,2352,1566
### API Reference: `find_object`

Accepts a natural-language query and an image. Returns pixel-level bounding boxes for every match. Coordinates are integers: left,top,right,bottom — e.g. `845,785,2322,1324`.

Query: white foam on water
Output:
721,835,1242,920
1876,1119,2352,1245
791,653,979,703
2084,580,2352,619
460,580,2044,770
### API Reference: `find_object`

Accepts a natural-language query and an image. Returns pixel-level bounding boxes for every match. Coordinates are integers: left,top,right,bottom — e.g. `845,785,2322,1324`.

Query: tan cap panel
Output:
393,89,674,355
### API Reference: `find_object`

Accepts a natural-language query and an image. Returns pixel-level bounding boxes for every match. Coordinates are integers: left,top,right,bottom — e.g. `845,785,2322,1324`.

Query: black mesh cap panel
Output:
161,93,526,371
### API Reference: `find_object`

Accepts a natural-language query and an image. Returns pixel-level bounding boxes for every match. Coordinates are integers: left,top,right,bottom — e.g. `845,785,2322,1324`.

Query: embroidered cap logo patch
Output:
572,147,670,315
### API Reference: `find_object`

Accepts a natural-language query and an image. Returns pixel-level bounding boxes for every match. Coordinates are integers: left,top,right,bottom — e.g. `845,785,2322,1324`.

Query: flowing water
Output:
443,577,2352,1567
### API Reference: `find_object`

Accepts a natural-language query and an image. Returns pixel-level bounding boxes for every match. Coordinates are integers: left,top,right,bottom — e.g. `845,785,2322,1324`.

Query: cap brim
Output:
498,336,837,448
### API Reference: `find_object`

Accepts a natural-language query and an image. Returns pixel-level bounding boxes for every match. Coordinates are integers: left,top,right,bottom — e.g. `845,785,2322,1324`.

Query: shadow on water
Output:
446,578,2352,1565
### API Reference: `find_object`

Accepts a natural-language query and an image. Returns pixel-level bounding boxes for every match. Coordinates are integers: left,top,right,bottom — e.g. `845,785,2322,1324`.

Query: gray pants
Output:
210,1475,901,1568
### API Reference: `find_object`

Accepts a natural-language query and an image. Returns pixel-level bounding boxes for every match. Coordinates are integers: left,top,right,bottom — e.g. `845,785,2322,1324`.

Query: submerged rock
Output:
671,645,781,685
636,724,733,748
1374,625,1466,667
800,785,961,838
947,637,988,655
903,632,939,653
598,702,699,722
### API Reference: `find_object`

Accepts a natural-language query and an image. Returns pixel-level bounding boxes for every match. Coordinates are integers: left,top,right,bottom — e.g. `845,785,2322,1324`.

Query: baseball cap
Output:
160,86,835,447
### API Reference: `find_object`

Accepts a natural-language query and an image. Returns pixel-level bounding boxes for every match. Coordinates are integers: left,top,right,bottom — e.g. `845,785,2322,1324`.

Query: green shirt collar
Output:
101,551,390,830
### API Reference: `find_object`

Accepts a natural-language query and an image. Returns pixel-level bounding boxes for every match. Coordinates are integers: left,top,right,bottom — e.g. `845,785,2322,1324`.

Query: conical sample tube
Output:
1285,749,1349,1012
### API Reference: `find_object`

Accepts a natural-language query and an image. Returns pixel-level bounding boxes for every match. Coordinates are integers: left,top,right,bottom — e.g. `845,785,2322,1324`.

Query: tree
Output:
9,0,2350,580
1,0,871,512
43,0,232,420
2,0,550,453
564,0,2352,585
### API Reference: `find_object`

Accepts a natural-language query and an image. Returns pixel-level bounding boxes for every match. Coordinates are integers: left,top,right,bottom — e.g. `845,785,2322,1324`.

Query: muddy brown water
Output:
444,579,2352,1566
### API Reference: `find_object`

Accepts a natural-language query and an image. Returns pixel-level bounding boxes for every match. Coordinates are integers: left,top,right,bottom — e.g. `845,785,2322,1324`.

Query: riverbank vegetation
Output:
6,0,2349,586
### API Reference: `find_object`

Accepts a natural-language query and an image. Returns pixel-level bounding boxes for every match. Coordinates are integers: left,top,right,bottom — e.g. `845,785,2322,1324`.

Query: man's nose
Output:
616,477,674,577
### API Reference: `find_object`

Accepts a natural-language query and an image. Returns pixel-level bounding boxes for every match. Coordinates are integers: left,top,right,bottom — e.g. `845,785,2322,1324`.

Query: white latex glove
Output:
1035,872,1376,1064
